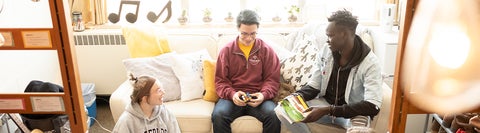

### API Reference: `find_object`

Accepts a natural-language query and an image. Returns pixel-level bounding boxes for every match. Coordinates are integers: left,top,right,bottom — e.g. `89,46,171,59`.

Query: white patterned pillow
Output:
171,49,213,101
263,39,295,62
122,52,181,102
281,34,319,90
357,28,374,51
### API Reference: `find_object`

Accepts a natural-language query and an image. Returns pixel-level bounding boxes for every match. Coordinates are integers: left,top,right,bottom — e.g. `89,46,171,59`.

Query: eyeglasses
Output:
240,32,257,37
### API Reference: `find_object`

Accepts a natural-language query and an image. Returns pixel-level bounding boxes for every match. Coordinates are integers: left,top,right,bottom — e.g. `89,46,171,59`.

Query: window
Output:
303,0,381,23
104,0,386,26
244,0,298,22
187,0,241,23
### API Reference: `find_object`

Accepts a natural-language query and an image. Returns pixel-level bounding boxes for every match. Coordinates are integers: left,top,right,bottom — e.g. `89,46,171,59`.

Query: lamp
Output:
401,0,480,114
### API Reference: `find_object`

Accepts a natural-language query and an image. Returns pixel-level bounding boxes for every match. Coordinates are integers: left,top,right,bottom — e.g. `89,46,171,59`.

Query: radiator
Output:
74,30,129,95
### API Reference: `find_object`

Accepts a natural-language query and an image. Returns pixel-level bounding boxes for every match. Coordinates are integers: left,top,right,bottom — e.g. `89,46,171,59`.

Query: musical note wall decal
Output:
146,0,172,23
108,0,140,23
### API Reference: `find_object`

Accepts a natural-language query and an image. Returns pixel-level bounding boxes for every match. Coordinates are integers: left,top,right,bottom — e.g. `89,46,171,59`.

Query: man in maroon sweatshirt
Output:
211,9,281,133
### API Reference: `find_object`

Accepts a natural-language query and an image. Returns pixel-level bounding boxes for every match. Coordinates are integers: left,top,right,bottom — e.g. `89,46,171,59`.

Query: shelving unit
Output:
0,0,87,132
431,114,454,133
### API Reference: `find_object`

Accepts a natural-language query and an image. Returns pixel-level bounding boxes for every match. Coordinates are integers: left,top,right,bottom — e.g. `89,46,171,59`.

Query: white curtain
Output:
70,0,107,25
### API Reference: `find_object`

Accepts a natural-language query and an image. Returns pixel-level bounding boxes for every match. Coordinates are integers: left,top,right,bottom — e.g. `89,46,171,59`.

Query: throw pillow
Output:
263,39,295,62
122,52,181,102
281,34,319,90
358,29,374,51
202,59,219,102
171,49,213,101
122,25,171,58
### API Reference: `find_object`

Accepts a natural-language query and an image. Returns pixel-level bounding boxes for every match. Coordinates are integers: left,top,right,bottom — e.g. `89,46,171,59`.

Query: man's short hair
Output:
327,9,359,33
236,9,260,28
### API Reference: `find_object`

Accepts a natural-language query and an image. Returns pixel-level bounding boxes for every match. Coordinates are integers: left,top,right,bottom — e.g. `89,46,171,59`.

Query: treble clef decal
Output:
108,0,140,23
146,0,172,23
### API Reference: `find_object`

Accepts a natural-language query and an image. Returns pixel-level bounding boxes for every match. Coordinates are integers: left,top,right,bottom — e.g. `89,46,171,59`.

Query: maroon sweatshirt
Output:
215,37,280,100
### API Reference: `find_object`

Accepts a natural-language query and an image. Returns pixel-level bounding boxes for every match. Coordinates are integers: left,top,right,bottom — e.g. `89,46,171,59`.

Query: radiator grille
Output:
74,34,125,45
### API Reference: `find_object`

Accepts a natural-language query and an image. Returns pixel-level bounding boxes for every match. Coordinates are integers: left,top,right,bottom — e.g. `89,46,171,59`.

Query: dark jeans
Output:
211,99,281,133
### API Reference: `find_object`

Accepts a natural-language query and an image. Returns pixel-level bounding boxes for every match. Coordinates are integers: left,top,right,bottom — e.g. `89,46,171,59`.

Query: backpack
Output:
20,80,69,133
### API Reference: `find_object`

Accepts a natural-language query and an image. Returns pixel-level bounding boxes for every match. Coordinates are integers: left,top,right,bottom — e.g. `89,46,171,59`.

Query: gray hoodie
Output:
112,103,180,133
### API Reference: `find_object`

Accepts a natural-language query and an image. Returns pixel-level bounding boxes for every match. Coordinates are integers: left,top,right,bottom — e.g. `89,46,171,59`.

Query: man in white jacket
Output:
276,9,383,133
113,74,180,133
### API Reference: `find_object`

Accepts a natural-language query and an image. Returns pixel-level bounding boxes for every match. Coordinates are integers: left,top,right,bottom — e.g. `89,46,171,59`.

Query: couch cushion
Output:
122,25,171,58
167,34,218,59
371,83,392,133
264,39,295,62
122,52,181,102
110,81,133,122
231,116,263,133
202,59,219,102
171,49,212,102
281,34,319,90
286,23,327,52
164,99,214,133
356,26,374,51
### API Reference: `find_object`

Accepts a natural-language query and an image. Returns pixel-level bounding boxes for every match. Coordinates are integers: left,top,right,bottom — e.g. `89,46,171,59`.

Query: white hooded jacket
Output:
307,42,383,108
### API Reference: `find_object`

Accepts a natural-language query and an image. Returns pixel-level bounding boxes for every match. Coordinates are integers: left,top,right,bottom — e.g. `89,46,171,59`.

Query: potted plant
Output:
202,8,212,23
224,12,234,23
287,5,300,22
178,9,188,25
272,13,282,22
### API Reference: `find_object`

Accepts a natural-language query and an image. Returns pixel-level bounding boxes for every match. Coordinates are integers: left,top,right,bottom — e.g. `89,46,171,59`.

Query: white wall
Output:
75,45,130,95
406,114,429,133
0,50,62,93
369,27,431,132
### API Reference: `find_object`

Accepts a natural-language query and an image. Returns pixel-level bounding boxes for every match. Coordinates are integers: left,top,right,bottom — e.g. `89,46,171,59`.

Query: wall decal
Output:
146,0,172,23
108,0,140,23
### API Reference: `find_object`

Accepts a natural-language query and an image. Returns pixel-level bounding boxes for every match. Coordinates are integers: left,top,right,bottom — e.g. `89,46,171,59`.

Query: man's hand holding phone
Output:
246,92,264,107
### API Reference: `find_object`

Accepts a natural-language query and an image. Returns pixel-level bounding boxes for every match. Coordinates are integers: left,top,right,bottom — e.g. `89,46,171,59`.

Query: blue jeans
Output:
212,99,281,133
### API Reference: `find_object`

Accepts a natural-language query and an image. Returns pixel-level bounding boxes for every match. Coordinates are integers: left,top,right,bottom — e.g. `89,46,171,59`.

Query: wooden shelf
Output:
0,0,87,132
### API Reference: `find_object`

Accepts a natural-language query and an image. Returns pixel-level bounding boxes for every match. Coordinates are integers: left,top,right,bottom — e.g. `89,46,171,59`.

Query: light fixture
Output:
401,0,480,114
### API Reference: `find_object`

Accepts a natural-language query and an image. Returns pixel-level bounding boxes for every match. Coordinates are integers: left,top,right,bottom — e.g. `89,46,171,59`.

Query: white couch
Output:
109,24,393,133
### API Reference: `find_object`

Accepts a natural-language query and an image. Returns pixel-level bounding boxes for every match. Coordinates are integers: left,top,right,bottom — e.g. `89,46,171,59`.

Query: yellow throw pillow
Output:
202,59,219,102
122,26,171,58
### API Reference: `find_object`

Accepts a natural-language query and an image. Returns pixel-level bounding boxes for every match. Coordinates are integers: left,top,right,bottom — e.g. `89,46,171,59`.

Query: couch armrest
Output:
371,83,393,132
109,80,133,122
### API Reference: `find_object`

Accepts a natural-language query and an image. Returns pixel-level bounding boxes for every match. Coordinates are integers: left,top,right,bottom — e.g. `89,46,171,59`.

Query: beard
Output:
328,45,339,52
